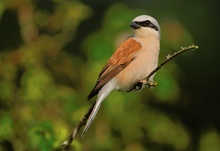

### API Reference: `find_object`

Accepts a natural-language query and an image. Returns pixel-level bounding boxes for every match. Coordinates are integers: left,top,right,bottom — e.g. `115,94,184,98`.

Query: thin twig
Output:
146,44,198,81
139,44,199,88
61,44,198,150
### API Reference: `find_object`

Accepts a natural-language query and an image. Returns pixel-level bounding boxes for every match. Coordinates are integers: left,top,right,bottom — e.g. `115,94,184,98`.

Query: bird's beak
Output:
130,22,141,29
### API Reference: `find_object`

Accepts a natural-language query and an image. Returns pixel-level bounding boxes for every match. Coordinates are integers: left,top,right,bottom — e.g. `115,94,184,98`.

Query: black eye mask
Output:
135,20,159,31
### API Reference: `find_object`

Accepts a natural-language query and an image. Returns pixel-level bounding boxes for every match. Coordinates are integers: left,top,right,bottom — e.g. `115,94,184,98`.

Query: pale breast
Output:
114,37,160,91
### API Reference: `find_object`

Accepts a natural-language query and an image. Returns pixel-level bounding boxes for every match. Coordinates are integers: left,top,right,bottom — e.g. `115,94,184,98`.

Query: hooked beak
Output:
130,22,141,29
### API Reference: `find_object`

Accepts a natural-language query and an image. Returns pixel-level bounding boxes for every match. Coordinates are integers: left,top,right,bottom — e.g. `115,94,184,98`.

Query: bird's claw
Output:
139,79,157,89
127,79,157,92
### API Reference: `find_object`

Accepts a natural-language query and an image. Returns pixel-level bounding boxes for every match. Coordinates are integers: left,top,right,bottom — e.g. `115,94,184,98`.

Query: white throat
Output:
134,28,160,40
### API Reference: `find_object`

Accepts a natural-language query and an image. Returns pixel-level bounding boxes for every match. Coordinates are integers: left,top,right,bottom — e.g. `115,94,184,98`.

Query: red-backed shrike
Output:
82,15,160,136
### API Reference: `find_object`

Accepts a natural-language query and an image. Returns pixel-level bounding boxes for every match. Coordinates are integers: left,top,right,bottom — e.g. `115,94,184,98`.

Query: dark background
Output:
0,0,220,150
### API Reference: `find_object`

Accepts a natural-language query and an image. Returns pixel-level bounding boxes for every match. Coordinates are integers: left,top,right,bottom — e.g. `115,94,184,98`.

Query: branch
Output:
134,44,199,88
61,44,198,150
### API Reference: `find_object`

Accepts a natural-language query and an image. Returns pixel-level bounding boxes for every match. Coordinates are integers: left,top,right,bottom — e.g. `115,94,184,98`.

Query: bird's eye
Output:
143,20,150,26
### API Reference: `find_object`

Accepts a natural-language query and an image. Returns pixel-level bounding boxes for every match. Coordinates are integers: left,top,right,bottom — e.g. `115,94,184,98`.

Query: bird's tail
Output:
81,82,114,137
81,98,102,137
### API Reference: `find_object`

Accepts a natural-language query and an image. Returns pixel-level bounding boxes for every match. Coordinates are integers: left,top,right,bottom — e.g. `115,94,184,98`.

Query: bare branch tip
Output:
192,44,199,49
188,44,199,50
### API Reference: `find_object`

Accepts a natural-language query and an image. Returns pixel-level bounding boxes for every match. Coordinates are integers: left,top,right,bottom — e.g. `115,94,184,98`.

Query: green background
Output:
0,0,219,151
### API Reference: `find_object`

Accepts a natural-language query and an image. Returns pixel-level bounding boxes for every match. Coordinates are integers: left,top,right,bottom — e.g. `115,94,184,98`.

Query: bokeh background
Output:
0,0,220,151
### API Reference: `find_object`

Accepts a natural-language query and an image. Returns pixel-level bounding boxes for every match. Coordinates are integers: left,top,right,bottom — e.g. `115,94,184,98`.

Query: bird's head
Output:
130,15,160,39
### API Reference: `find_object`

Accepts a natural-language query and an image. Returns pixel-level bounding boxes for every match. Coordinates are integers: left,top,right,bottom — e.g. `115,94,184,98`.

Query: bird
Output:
82,15,161,137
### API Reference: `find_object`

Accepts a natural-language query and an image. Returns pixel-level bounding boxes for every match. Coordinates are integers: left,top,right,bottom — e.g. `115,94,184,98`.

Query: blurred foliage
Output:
0,0,220,151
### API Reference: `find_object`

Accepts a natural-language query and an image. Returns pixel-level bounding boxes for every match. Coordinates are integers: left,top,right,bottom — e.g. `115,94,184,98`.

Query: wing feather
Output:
87,38,141,100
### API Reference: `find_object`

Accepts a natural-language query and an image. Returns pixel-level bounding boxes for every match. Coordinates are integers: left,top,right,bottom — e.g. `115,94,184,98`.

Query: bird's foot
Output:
139,79,157,89
127,79,157,92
